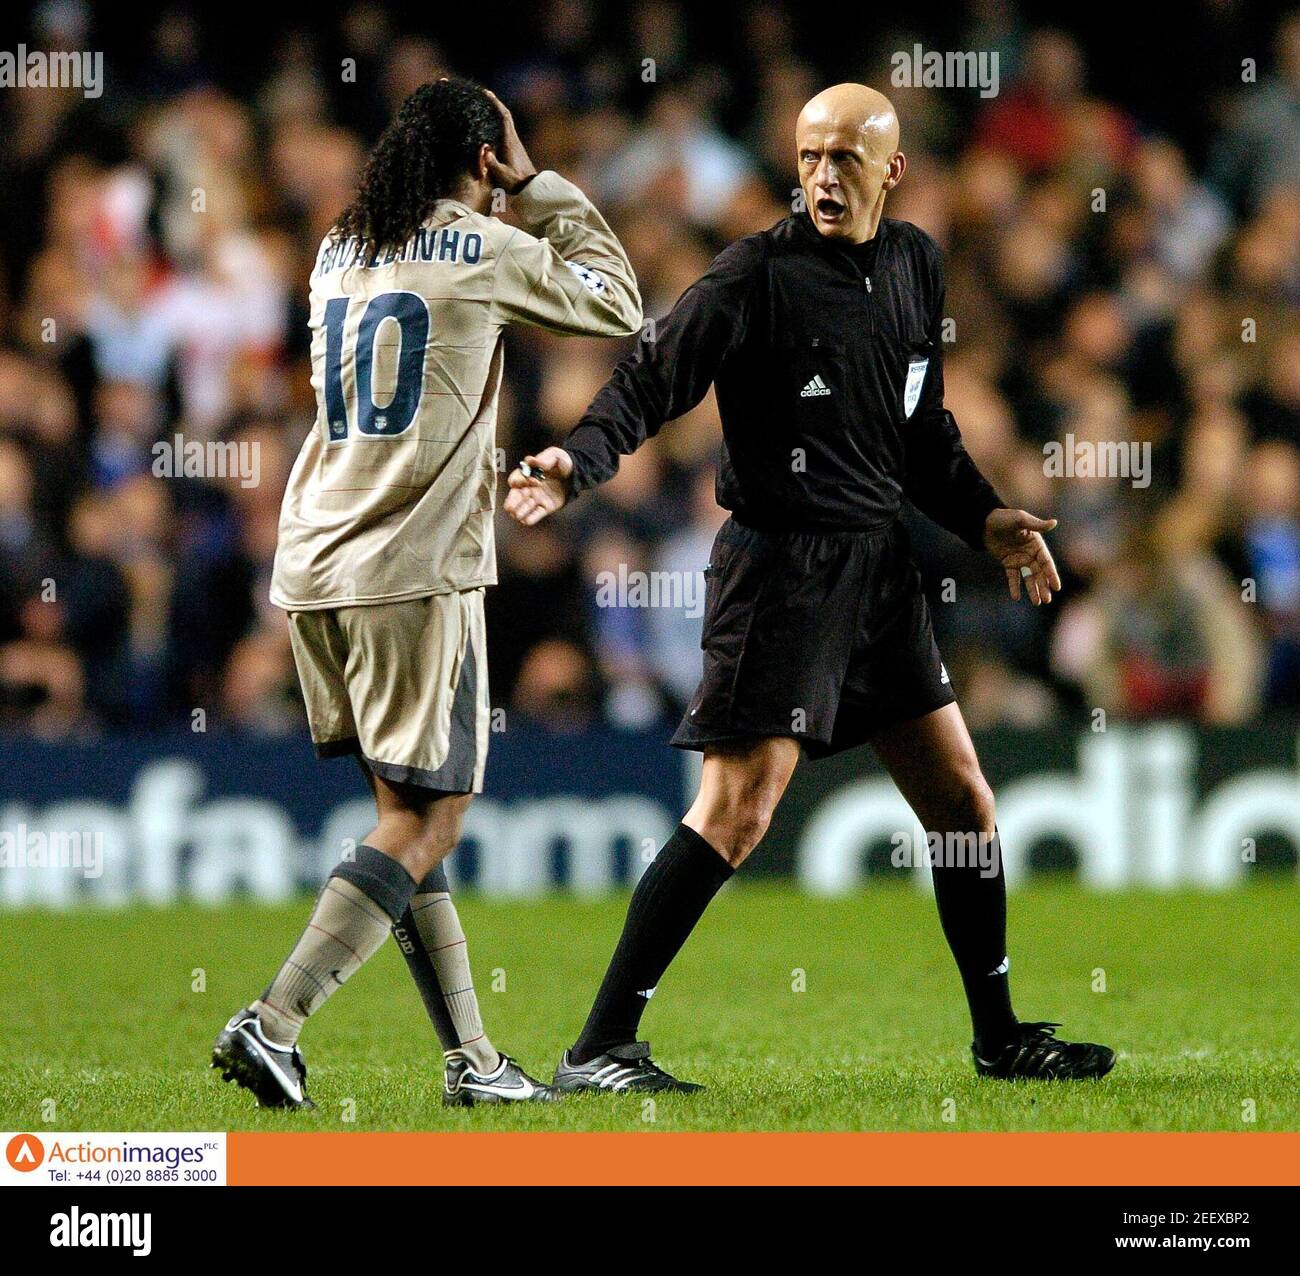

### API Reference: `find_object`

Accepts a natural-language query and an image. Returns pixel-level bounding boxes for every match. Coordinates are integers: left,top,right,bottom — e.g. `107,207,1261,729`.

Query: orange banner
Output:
228,1132,1300,1187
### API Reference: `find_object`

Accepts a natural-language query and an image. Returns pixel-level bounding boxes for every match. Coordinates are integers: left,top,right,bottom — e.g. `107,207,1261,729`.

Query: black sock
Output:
570,823,734,1065
930,827,1017,1055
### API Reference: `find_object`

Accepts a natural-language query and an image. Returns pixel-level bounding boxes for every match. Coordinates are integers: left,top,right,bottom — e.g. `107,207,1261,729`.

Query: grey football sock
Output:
255,846,416,1047
400,863,499,1074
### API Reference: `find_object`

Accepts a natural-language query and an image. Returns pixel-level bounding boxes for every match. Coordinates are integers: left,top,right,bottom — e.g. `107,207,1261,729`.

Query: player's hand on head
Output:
483,90,537,195
982,508,1062,606
505,447,574,526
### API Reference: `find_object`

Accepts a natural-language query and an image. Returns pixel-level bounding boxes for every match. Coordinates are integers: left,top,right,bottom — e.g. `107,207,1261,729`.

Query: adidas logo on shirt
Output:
800,374,831,397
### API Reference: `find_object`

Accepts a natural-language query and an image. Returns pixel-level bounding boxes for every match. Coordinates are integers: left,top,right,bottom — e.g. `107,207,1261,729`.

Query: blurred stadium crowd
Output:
0,0,1297,740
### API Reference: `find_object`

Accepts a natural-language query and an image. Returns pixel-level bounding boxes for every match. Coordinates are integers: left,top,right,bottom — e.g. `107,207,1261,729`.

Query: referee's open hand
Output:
983,508,1062,605
505,447,574,526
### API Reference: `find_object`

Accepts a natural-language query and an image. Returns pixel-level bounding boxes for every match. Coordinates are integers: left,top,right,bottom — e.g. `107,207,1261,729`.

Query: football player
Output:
213,79,641,1108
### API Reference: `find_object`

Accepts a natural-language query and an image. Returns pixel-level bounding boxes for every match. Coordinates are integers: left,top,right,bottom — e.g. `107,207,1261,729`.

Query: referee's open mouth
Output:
814,196,846,227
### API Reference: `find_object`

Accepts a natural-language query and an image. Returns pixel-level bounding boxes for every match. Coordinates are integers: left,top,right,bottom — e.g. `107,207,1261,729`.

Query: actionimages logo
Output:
7,1132,45,1171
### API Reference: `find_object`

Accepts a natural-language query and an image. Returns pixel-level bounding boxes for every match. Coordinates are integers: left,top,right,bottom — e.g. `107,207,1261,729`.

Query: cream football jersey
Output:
270,171,641,609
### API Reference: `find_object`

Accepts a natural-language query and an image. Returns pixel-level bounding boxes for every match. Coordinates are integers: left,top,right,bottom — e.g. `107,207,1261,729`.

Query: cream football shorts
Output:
287,588,489,794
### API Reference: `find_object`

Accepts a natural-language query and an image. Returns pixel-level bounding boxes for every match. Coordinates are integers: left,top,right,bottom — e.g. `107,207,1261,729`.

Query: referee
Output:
507,83,1115,1090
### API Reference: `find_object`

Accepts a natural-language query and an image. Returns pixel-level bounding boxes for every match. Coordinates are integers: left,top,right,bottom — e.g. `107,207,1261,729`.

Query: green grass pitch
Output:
2,882,1297,1132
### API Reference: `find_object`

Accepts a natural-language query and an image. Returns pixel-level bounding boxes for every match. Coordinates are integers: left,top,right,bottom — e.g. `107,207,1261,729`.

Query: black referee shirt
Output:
563,211,1003,550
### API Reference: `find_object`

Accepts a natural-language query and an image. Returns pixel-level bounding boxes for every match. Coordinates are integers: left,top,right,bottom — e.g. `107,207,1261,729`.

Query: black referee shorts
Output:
671,515,955,758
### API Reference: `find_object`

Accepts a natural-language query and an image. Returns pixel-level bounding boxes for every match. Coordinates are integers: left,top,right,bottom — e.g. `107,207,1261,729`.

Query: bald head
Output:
796,83,904,242
798,83,900,152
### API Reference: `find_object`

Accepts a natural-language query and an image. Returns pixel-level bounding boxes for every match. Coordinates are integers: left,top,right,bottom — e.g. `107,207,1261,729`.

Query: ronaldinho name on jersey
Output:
315,226,485,276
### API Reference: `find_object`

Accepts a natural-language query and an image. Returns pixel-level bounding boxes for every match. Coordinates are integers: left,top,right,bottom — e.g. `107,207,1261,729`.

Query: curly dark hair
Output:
333,78,503,260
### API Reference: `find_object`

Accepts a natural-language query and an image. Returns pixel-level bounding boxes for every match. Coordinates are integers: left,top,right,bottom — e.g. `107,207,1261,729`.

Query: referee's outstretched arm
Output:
559,237,761,492
502,238,759,526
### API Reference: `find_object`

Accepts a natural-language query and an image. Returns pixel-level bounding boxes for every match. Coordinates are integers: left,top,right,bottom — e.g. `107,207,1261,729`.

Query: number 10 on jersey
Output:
323,290,430,442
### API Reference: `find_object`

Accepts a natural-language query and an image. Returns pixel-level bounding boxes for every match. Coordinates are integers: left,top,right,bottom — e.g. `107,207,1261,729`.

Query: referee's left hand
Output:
983,508,1062,605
